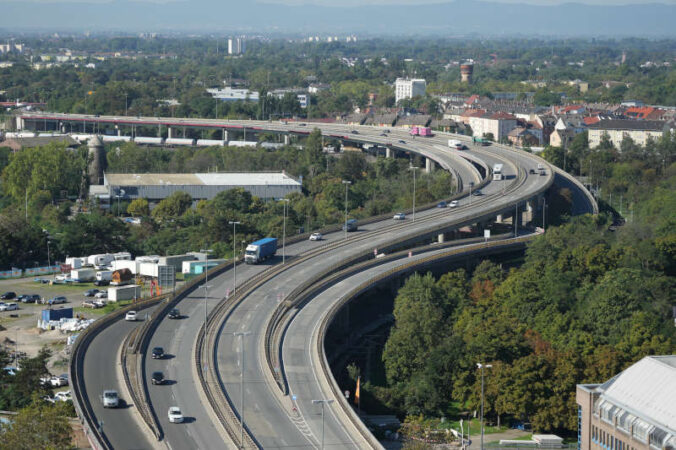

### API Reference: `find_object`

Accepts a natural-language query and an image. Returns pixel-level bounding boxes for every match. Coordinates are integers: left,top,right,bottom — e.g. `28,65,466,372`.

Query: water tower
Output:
460,60,474,84
87,135,106,185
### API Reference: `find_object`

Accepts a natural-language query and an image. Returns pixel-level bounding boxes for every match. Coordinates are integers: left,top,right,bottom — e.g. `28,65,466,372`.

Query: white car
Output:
54,391,72,402
309,232,323,241
0,303,18,311
125,311,138,321
168,406,184,423
449,200,458,208
50,375,68,387
94,291,107,299
393,212,406,220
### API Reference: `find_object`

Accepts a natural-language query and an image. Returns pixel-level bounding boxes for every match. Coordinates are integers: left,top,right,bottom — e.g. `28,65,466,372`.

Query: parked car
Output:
101,390,119,408
393,212,406,220
19,294,40,303
168,406,184,423
437,201,447,208
449,200,459,208
0,303,18,311
82,300,103,309
84,289,99,297
168,309,180,320
47,296,67,305
3,367,17,376
50,375,68,387
94,280,110,287
1,292,16,300
54,391,72,402
151,371,165,385
151,347,164,359
94,291,107,299
125,311,138,321
309,232,323,241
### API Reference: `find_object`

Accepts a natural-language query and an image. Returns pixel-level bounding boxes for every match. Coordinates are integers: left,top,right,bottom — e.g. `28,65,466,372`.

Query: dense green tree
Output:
151,191,193,221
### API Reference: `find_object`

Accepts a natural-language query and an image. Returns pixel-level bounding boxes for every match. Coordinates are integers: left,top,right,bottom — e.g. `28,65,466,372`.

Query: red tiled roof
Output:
489,112,517,120
465,95,480,105
583,116,601,125
461,109,486,118
625,106,654,119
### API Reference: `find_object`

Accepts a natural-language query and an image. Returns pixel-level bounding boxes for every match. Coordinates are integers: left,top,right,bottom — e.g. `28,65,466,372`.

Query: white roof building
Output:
395,78,426,104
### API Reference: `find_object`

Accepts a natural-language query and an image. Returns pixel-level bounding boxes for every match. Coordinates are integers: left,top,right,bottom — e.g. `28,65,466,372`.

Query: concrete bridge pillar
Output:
425,157,434,173
496,214,503,223
167,127,173,139
16,117,24,130
438,233,445,244
385,147,392,158
284,134,290,145
223,129,228,142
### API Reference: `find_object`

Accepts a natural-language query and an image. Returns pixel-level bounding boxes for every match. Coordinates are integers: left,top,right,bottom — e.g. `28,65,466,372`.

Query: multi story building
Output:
395,78,426,104
576,355,676,450
467,112,518,142
587,119,666,148
228,38,245,55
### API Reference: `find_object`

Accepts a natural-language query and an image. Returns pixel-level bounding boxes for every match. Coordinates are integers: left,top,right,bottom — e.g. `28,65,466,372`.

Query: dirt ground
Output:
0,276,105,372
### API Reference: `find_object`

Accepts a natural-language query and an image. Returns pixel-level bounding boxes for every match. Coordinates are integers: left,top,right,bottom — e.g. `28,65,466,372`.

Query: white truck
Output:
448,139,464,150
107,285,141,302
70,268,96,282
88,254,115,269
493,163,504,181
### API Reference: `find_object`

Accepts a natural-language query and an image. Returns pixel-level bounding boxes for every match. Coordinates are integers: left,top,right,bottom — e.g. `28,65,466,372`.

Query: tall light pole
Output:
312,399,334,450
115,189,125,217
279,198,289,264
234,331,251,449
409,166,419,222
201,284,212,335
477,363,492,450
200,248,213,285
542,197,546,231
229,221,240,297
42,229,51,268
342,180,351,239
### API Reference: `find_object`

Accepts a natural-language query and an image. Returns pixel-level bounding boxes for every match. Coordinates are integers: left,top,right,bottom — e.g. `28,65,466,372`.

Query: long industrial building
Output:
90,172,302,204
576,355,676,450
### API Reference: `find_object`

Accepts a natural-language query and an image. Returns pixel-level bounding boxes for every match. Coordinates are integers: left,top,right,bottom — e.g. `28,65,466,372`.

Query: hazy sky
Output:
13,0,676,3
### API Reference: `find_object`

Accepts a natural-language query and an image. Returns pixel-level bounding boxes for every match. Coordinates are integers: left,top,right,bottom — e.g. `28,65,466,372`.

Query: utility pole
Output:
342,180,351,239
234,331,251,449
409,166,419,222
477,363,493,450
229,222,240,296
279,199,289,264
312,399,334,450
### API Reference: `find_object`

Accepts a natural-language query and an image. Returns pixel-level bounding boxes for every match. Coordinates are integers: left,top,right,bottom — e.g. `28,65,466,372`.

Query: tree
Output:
533,88,561,106
0,396,74,450
151,191,193,221
127,198,149,217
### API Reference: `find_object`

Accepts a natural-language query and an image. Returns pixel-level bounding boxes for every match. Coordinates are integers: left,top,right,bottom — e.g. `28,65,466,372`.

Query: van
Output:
342,219,358,232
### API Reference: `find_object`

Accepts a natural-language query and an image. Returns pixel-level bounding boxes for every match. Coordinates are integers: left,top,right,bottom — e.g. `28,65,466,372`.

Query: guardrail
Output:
69,294,168,450
314,234,540,450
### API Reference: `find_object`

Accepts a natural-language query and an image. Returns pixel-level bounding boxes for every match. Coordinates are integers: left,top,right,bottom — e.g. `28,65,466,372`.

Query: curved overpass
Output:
19,112,596,449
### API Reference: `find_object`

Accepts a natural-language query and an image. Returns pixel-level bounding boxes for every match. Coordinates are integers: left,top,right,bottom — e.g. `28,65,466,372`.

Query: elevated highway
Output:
20,112,596,449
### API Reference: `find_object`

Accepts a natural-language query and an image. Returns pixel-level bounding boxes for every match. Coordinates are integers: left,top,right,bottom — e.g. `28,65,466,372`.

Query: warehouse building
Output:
90,172,302,205
576,355,676,450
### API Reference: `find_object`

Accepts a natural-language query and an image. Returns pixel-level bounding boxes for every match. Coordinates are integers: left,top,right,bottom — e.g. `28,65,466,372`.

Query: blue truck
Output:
244,238,278,264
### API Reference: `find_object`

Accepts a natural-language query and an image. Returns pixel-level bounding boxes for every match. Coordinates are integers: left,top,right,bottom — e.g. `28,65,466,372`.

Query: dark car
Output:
20,294,40,303
351,130,359,134
1,292,16,300
151,347,164,359
529,168,536,174
151,371,165,385
94,280,110,287
84,289,99,297
168,308,180,319
472,190,482,196
437,201,447,208
398,139,406,144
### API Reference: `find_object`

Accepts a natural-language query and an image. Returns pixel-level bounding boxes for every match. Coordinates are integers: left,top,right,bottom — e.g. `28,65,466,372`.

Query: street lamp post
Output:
229,221,241,297
234,331,252,449
42,229,51,268
312,399,334,450
477,363,493,450
409,166,419,222
342,180,351,239
115,189,125,217
201,284,212,335
279,198,289,264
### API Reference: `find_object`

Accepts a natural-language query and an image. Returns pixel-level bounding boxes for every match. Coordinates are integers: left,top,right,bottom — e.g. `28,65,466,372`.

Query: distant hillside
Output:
2,0,675,37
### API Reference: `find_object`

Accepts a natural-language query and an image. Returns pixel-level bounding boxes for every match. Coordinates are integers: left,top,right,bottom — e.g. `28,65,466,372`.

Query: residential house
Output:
507,127,540,147
467,112,518,141
587,119,666,148
363,113,397,127
395,114,431,128
549,128,576,148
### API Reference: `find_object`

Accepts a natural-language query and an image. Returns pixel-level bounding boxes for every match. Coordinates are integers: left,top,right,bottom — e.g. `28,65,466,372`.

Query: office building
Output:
395,78,426,104
576,355,676,450
228,38,246,55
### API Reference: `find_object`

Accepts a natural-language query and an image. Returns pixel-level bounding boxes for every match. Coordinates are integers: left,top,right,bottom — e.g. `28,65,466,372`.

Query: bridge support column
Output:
223,129,228,142
117,127,121,136
284,134,290,145
167,127,173,139
438,233,445,244
16,117,24,130
385,147,392,158
425,157,434,173
496,214,503,223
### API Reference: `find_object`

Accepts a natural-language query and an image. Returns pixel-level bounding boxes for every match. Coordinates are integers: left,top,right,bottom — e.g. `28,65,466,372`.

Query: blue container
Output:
41,308,74,322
